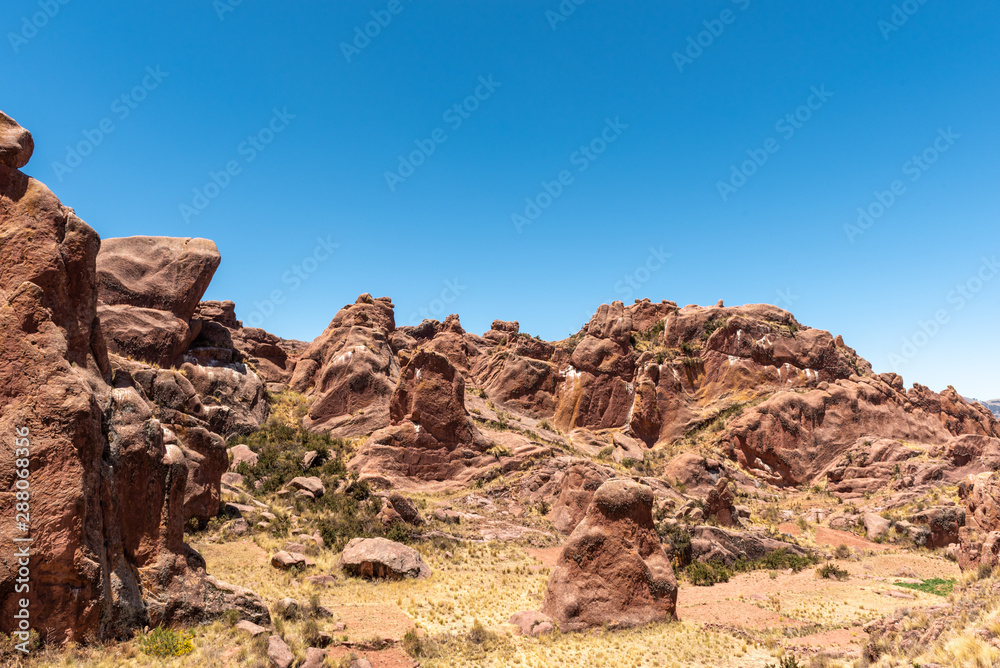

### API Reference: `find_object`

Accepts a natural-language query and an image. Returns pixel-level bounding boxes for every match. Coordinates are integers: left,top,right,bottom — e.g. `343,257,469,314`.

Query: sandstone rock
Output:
509,610,555,636
97,236,221,320
236,620,269,637
302,647,328,668
307,574,337,586
230,444,259,469
705,479,738,527
271,551,308,570
0,110,33,168
288,476,326,498
98,303,198,367
863,514,891,541
388,492,424,525
542,479,677,631
520,457,616,534
339,538,431,580
290,294,398,435
267,635,294,668
350,349,491,482
910,506,965,548
689,526,809,566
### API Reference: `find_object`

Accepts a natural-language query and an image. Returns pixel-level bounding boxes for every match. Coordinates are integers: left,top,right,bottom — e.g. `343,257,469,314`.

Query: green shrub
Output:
686,560,731,586
138,627,195,657
817,563,849,580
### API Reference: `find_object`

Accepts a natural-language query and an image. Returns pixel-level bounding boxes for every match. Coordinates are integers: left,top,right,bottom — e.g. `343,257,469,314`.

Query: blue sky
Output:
3,1,998,398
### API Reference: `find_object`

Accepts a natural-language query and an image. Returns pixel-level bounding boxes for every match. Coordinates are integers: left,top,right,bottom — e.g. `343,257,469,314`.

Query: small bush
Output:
686,560,731,586
138,627,195,657
834,543,852,560
817,563,849,580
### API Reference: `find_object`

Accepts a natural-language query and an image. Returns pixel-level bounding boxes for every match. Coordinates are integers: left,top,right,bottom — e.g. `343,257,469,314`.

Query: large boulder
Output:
542,479,677,631
96,236,221,320
339,538,431,580
0,110,34,168
0,115,266,643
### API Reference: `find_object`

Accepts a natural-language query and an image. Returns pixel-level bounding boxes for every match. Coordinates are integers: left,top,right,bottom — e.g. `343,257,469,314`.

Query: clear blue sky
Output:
4,2,998,399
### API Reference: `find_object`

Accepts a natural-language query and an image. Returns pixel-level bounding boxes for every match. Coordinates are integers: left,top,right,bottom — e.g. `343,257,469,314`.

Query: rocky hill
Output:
4,109,1000,667
967,397,1000,419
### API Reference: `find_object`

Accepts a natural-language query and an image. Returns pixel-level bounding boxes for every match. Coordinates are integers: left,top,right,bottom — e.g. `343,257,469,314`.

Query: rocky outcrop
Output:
542,479,677,631
520,457,616,534
690,526,809,565
958,472,1000,570
349,349,492,484
339,538,431,580
727,379,998,486
290,294,399,436
0,113,266,644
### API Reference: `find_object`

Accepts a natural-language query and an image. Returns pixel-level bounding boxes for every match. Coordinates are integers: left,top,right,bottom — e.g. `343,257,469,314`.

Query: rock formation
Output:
0,112,266,644
542,479,677,631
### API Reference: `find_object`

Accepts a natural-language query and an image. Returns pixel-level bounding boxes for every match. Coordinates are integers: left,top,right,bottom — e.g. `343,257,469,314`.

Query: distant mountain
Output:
966,397,1000,419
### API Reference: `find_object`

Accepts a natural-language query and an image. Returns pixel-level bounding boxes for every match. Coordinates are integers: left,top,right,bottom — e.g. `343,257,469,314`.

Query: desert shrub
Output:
659,524,693,567
138,627,195,657
978,561,994,581
597,446,614,460
686,560,731,586
816,563,849,580
735,549,815,574
764,656,801,668
834,543,852,560
486,444,512,458
538,418,553,431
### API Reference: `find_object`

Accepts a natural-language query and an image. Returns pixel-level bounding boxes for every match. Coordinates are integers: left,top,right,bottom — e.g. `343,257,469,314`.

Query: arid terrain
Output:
4,110,1000,668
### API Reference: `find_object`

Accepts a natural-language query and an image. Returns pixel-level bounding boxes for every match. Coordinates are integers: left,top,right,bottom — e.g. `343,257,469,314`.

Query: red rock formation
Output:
290,294,399,436
349,349,493,484
727,378,998,486
542,479,677,631
0,113,266,643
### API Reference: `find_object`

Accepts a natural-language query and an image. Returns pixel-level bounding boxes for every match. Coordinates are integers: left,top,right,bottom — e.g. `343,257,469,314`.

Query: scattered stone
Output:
434,508,461,524
235,620,269,637
229,444,259,469
266,635,294,668
274,597,299,619
271,551,309,570
509,610,555,636
302,647,328,668
288,476,326,498
306,575,337,587
863,514,891,541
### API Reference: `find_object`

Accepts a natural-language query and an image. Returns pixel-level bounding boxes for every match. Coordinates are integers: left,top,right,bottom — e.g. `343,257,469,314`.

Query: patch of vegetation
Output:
138,627,195,658
894,578,955,596
486,443,512,458
816,563,849,580
658,523,693,567
402,619,512,660
686,560,731,586
702,317,727,341
764,656,802,668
